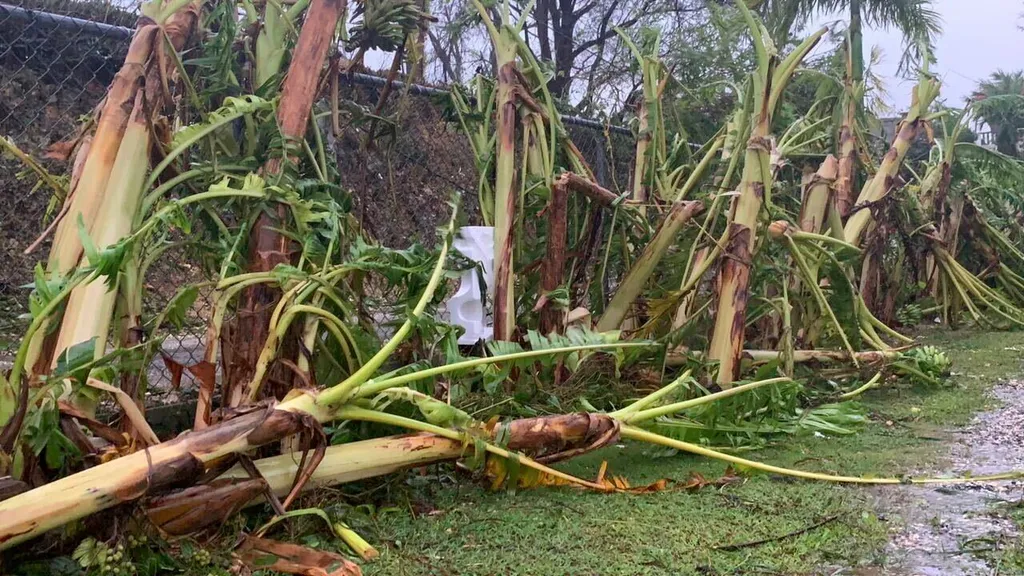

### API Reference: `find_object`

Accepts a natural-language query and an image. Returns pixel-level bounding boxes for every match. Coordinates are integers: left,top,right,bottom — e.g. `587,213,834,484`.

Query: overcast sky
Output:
811,0,1022,111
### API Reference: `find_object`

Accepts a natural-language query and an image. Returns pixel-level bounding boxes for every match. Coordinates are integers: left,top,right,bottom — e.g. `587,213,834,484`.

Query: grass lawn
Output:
352,329,1024,575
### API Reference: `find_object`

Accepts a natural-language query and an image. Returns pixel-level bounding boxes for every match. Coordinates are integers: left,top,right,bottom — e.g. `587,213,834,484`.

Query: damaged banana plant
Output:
708,3,827,387
8,0,1024,568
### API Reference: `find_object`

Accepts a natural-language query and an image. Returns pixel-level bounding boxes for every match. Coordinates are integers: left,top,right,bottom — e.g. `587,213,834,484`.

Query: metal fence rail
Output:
0,0,638,394
0,2,132,38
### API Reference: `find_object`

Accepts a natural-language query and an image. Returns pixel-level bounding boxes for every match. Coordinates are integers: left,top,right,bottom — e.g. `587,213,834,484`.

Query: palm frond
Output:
955,142,1024,182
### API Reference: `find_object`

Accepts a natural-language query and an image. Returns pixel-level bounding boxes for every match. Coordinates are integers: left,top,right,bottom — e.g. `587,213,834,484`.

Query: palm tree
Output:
972,70,1024,157
763,0,941,93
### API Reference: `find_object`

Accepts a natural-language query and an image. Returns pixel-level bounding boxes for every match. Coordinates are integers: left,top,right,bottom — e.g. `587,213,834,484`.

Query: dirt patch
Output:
876,379,1024,575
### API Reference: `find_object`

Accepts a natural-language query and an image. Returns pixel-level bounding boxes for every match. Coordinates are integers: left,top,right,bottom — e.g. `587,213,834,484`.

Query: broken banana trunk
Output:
844,72,940,247
597,201,704,332
146,415,621,536
835,60,857,219
26,0,201,388
0,404,305,549
147,434,465,535
0,403,620,549
491,43,519,342
224,0,347,408
707,8,825,388
798,155,839,234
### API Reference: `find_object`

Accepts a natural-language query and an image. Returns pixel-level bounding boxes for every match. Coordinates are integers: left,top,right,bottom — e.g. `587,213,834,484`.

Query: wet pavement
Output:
875,379,1024,575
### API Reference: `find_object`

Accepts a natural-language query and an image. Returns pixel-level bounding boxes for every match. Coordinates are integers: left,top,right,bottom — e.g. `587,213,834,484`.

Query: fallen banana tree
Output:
0,272,999,552
0,198,639,547
0,233,999,551
138,360,1015,543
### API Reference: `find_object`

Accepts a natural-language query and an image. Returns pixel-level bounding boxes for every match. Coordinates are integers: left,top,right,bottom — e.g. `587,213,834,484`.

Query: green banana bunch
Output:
896,303,924,327
902,345,953,379
347,0,427,52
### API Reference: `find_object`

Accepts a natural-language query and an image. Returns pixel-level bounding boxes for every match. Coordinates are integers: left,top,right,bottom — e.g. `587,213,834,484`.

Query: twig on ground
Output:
714,514,843,551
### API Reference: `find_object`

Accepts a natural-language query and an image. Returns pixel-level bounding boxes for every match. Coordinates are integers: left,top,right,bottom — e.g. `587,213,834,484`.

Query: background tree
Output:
760,0,940,93
425,0,469,83
424,0,709,112
972,70,1024,157
527,0,660,99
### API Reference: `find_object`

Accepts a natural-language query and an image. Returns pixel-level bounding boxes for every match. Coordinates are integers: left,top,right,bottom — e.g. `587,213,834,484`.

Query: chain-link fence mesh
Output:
0,1,637,395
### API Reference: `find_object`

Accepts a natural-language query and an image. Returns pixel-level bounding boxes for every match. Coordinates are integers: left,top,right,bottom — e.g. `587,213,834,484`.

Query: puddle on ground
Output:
873,379,1024,575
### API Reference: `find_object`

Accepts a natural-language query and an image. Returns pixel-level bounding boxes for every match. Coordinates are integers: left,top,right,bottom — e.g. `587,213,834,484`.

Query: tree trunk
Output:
849,0,863,91
597,201,704,332
409,0,429,83
25,21,160,382
844,75,939,247
223,0,346,408
492,42,519,342
539,178,568,335
535,0,552,62
708,111,772,387
836,85,857,218
631,96,650,214
27,2,201,419
548,1,574,98
798,155,838,234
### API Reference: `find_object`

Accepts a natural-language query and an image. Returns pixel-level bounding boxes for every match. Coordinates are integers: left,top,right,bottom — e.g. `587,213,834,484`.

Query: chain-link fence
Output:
0,0,637,395
1,1,134,360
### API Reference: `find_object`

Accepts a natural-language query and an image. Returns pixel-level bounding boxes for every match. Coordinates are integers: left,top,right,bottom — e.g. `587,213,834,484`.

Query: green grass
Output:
358,451,888,575
342,329,1024,575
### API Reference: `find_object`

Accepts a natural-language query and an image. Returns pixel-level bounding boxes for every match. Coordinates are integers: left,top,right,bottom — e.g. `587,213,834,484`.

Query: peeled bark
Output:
237,536,362,576
0,405,305,549
859,245,881,313
556,172,620,206
228,434,466,495
146,478,268,535
492,47,519,342
923,156,954,298
51,95,150,379
44,25,157,277
502,413,618,464
707,122,771,386
149,434,467,534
